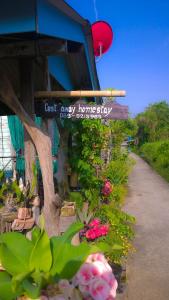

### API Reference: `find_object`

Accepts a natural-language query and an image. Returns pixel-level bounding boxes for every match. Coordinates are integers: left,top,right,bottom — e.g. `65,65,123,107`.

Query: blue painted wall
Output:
0,0,36,35
48,56,73,90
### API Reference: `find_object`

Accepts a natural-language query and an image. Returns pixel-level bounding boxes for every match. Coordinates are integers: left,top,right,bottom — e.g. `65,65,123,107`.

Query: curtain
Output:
8,116,59,176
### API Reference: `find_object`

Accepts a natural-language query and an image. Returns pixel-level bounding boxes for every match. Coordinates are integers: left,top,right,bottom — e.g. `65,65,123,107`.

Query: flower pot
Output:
18,208,31,220
61,202,76,217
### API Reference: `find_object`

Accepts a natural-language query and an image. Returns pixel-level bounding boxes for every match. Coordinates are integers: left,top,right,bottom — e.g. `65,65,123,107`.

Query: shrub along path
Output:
119,153,169,300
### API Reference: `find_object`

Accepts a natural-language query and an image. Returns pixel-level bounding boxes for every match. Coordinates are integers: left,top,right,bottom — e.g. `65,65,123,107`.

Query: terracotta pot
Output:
18,207,31,220
61,202,76,217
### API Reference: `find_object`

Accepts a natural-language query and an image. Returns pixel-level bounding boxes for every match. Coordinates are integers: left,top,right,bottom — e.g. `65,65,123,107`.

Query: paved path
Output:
119,153,169,300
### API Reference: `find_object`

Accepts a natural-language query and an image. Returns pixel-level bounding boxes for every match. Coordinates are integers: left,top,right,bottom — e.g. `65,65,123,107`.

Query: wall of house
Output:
0,116,13,172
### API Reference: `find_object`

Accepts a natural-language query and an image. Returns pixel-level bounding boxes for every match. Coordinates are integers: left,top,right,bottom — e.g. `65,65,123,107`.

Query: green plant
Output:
0,221,110,299
0,164,37,208
68,118,135,264
95,204,135,264
140,140,169,182
76,202,93,225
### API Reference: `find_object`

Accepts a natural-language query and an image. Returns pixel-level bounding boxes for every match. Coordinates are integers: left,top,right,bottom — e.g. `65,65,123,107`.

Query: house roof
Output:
49,0,88,26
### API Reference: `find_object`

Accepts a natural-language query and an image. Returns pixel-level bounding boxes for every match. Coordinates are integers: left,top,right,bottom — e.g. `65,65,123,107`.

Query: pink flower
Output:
86,253,108,264
89,218,100,227
86,229,97,240
58,279,70,290
76,263,94,285
75,253,118,300
101,180,113,196
106,297,115,300
79,284,90,297
99,225,109,236
109,277,118,297
89,277,110,300
92,261,111,276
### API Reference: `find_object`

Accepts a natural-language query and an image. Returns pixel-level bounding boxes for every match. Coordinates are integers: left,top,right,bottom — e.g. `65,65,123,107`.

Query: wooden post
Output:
55,123,70,199
0,69,61,237
19,59,36,185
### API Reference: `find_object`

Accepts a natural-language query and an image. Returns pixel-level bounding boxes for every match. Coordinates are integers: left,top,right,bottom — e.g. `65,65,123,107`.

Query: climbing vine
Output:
69,118,136,264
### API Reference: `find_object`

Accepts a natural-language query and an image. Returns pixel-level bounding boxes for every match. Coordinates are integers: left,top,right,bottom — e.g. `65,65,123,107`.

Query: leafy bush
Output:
141,140,169,181
94,204,135,264
68,119,135,265
136,101,169,146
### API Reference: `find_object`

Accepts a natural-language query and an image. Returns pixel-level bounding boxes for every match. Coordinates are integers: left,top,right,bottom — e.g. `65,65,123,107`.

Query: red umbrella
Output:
92,21,113,57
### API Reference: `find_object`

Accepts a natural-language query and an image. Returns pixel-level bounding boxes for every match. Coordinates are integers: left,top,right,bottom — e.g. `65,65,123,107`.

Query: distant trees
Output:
136,101,169,145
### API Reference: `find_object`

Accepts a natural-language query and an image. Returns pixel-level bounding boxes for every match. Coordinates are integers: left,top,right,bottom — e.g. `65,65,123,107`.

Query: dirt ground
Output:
117,153,169,300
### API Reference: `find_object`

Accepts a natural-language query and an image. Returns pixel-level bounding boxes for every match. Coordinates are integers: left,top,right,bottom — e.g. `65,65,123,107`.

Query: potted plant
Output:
0,220,119,300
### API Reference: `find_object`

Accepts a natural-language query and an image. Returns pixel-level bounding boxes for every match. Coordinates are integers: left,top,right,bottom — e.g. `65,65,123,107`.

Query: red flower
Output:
101,180,113,197
89,218,100,227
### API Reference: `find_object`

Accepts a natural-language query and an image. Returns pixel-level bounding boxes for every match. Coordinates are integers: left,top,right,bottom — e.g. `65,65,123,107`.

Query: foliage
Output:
0,164,37,208
95,204,135,264
76,202,93,225
135,101,169,180
69,118,135,265
0,221,110,299
136,101,169,145
140,140,169,182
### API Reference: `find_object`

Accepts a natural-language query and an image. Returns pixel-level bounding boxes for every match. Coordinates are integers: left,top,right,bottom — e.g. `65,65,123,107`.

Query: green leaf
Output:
31,227,41,245
111,244,123,250
22,278,41,299
60,222,84,243
11,181,23,202
12,270,32,293
29,229,52,273
50,222,84,276
50,238,109,279
0,232,33,275
0,271,18,300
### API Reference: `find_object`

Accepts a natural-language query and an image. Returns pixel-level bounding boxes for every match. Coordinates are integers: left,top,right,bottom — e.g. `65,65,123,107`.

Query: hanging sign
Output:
35,101,128,120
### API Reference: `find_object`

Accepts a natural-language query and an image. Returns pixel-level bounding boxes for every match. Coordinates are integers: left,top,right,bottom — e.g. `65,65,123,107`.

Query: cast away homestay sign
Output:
35,101,128,120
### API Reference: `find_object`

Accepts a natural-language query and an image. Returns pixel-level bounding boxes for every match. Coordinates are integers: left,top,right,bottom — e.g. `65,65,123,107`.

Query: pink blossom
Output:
92,261,111,276
109,277,118,298
101,180,113,196
76,263,94,285
106,296,115,300
86,253,108,264
79,284,90,297
89,218,100,227
101,272,117,287
75,253,118,300
89,277,110,300
58,279,70,290
86,229,97,240
99,224,109,236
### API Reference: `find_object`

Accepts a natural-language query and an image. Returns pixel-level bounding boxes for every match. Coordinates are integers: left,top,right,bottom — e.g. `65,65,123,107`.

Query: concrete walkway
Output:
120,153,169,300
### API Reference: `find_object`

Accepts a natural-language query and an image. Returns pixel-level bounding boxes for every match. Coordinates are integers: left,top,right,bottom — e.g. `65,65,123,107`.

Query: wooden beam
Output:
0,39,67,58
34,90,126,99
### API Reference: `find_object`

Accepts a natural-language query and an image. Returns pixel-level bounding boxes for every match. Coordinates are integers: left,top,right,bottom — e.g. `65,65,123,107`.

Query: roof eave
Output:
48,0,88,26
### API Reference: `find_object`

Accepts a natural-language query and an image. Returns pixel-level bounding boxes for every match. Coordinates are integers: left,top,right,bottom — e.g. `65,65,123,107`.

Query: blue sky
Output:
66,0,169,115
